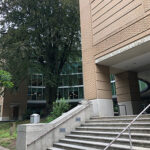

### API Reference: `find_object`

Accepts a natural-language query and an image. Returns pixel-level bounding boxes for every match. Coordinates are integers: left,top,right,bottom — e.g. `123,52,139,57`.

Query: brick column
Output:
90,65,114,117
115,72,141,115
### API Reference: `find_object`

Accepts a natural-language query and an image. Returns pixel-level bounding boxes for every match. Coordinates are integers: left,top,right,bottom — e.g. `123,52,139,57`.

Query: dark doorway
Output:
13,106,19,120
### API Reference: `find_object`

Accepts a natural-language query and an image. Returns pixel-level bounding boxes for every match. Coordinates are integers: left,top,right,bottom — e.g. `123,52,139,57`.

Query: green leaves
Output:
0,0,80,101
51,98,70,119
0,70,14,95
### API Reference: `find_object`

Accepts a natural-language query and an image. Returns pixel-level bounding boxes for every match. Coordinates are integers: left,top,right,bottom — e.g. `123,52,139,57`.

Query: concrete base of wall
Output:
118,101,133,115
91,99,114,117
0,117,9,121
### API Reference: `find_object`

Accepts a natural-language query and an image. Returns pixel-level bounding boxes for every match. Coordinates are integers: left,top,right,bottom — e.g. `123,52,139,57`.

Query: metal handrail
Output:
104,104,150,150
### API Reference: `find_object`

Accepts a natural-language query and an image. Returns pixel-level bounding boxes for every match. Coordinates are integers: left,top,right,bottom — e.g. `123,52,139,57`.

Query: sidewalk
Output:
0,146,9,150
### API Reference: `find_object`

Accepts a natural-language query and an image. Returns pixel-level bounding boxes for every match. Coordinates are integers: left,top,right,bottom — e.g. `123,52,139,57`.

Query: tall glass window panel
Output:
32,75,37,86
78,74,83,85
64,88,69,99
37,75,43,86
74,87,78,99
32,88,37,100
69,88,74,99
79,87,84,99
37,88,43,100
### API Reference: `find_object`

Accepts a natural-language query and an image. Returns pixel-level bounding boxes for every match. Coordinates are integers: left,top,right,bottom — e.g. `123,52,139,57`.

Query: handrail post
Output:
128,127,132,150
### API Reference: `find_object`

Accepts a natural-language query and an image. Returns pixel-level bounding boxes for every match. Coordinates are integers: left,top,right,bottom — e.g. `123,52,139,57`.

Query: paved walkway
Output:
0,146,9,150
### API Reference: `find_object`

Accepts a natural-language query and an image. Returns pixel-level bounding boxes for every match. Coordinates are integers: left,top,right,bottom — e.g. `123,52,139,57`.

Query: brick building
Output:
79,0,150,116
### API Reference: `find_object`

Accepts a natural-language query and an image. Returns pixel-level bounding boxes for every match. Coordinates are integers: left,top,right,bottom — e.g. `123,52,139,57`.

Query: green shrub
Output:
51,98,70,119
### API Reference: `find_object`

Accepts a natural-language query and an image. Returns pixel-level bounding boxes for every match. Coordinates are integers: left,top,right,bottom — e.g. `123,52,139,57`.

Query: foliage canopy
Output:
0,0,80,102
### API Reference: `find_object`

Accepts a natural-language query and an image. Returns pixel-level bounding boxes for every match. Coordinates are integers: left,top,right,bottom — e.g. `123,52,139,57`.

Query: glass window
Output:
31,88,37,100
139,80,148,92
58,88,64,99
69,88,74,99
74,87,78,99
78,62,82,73
37,88,43,100
32,75,37,86
64,75,69,86
111,82,116,96
78,74,83,85
72,75,78,85
68,75,73,86
64,88,69,99
110,74,115,81
37,75,43,86
79,87,84,99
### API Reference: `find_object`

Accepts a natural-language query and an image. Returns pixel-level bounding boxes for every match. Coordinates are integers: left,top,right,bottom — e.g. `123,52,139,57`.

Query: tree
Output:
0,70,14,95
0,0,80,104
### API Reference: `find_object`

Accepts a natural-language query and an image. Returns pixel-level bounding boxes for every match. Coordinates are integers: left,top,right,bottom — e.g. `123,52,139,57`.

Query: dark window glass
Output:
37,88,43,100
32,75,37,86
74,87,78,99
78,74,83,85
37,75,43,86
111,82,116,96
69,88,74,99
79,87,84,99
64,88,68,99
64,75,69,86
68,75,73,86
58,88,64,99
78,62,82,73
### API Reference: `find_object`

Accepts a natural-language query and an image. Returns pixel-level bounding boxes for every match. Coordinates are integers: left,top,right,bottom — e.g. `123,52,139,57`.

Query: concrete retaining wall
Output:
16,100,92,150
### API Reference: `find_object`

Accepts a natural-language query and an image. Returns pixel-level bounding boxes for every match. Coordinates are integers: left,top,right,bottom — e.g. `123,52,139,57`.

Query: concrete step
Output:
58,138,149,150
81,122,150,128
48,148,65,150
65,134,150,148
49,115,150,150
90,114,150,120
52,143,99,150
86,118,150,123
76,126,150,133
71,131,150,140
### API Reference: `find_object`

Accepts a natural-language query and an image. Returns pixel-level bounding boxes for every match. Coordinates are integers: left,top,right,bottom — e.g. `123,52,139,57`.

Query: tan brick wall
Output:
79,0,150,100
96,65,112,99
80,0,97,100
115,72,140,102
143,0,150,12
2,81,27,120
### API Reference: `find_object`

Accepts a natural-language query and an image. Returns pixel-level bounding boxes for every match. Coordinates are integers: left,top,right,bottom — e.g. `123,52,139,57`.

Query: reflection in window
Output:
74,88,78,99
58,61,84,101
28,74,45,101
69,88,74,99
58,87,84,100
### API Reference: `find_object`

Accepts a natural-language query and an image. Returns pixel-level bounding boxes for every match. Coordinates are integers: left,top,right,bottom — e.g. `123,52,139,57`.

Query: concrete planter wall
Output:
16,100,92,150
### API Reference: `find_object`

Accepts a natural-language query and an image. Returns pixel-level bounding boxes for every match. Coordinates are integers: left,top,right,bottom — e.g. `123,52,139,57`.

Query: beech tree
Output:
0,0,80,103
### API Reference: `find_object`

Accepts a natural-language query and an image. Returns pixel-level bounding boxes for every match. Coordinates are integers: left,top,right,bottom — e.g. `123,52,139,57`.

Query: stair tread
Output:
72,130,150,137
50,115,150,149
60,138,150,149
48,148,65,150
91,114,150,119
87,118,150,122
77,126,150,130
53,143,99,150
83,122,150,125
66,134,150,144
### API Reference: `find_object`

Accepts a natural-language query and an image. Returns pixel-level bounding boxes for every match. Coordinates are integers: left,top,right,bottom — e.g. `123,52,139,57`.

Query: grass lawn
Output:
0,117,53,150
0,121,30,150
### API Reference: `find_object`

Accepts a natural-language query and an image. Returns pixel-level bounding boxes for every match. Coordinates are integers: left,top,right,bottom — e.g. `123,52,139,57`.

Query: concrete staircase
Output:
48,115,150,150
